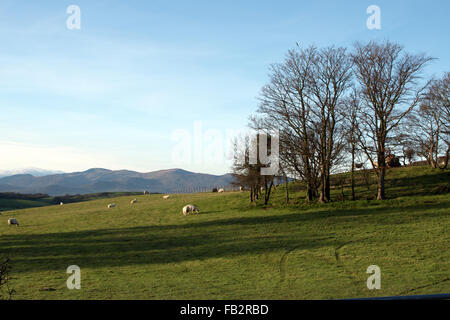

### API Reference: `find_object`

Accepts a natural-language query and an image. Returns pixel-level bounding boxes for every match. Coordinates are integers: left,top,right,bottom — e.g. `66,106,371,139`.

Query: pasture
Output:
0,166,449,299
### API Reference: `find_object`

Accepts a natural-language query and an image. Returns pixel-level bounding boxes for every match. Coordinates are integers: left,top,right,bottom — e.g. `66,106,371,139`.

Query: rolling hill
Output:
0,168,64,178
0,166,448,299
0,168,233,195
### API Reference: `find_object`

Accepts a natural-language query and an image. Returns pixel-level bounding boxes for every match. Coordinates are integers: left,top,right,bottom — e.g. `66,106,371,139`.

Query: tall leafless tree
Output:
352,41,433,200
406,103,444,168
253,45,351,203
308,46,353,202
343,91,362,200
400,72,449,169
424,72,450,168
253,46,320,202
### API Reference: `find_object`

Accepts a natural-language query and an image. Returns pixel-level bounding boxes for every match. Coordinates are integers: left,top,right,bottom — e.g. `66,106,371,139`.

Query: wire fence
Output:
143,186,242,195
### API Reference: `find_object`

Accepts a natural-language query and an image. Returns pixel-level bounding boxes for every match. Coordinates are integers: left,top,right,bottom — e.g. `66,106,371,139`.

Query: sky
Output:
0,0,449,175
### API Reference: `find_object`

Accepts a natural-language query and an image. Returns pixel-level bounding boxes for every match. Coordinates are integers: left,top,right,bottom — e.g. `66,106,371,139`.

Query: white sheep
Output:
8,218,19,226
182,204,199,216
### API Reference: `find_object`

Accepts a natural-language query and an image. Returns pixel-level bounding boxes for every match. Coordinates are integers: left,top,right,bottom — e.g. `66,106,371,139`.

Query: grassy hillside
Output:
0,192,146,212
0,166,449,299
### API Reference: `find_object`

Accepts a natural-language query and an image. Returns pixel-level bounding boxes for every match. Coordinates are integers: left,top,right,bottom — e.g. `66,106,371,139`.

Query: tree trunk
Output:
319,172,330,203
264,177,274,205
284,174,290,204
377,151,386,200
306,183,313,203
351,143,356,201
441,147,449,169
430,144,437,168
319,179,325,203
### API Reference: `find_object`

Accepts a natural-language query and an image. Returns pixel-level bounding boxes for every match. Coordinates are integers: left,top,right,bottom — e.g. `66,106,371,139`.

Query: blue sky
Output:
0,0,448,174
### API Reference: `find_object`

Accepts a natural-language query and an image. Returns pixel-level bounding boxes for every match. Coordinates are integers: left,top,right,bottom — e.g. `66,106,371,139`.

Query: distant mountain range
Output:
0,168,64,178
0,168,233,196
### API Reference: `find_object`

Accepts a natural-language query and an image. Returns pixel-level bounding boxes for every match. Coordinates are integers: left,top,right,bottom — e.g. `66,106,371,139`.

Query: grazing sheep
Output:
182,204,199,216
108,203,116,208
218,188,225,193
60,202,64,206
8,218,19,226
239,186,245,191
163,195,170,199
130,199,137,204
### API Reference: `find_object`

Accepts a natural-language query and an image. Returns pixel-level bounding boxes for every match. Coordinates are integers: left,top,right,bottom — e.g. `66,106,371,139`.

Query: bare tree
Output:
253,46,320,202
308,46,353,203
231,133,276,204
343,91,362,200
429,72,450,132
403,72,449,169
231,134,261,203
439,72,450,168
254,45,351,203
352,41,433,200
391,130,416,166
404,147,415,165
427,72,450,168
440,72,450,132
406,104,443,168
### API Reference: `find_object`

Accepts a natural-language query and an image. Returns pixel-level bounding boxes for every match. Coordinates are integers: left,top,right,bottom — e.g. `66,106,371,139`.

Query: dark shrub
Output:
386,154,401,168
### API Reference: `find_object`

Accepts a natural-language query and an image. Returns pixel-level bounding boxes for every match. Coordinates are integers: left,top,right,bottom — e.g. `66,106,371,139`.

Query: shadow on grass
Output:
384,171,450,198
326,167,449,201
0,201,447,273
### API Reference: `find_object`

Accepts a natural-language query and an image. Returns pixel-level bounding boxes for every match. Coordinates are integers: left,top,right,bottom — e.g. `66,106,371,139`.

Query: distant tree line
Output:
0,192,49,200
233,40,448,204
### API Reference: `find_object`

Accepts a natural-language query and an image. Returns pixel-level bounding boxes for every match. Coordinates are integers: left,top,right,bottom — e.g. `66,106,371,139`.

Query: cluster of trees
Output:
232,40,449,204
402,72,449,168
231,134,278,205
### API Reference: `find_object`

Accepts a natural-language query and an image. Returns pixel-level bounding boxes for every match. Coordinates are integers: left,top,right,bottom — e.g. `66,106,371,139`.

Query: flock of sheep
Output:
6,189,234,226
106,195,200,216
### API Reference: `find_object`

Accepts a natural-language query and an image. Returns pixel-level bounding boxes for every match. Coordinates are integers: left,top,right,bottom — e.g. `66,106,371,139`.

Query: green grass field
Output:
0,166,449,299
0,192,146,212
